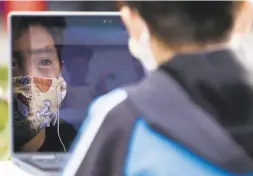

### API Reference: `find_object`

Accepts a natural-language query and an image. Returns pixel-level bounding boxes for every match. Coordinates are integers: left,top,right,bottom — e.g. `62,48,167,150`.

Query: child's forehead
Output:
14,25,56,53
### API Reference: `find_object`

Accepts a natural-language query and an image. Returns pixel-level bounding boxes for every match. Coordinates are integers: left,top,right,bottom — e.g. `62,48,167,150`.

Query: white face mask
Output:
13,75,67,139
128,31,158,72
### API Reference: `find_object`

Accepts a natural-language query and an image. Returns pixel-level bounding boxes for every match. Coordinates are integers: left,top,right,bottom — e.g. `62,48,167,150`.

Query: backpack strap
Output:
125,70,253,174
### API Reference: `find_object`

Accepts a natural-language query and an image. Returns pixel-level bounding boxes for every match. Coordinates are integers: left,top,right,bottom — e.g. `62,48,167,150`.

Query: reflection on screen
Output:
59,16,145,130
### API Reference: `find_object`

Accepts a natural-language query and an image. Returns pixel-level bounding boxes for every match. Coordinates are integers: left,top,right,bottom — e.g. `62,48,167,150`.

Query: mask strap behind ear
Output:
139,30,151,45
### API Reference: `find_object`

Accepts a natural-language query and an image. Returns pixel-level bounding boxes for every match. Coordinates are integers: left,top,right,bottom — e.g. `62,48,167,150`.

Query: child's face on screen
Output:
12,25,61,78
12,25,68,151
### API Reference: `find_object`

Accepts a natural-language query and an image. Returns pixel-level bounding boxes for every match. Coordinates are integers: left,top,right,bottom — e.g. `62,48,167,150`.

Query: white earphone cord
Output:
57,110,66,152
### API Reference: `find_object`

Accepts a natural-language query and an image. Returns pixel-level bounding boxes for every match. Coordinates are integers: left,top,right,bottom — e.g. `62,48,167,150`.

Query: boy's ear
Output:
233,1,253,35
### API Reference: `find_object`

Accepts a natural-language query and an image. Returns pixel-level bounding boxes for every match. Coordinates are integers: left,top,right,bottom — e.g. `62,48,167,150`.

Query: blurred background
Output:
0,0,9,161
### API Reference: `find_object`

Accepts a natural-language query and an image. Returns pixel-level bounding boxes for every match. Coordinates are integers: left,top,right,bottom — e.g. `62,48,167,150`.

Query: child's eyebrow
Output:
29,47,56,55
13,45,56,56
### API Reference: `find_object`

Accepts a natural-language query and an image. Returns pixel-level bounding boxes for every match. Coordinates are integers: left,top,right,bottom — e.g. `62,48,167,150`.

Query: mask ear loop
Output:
57,110,66,152
139,31,150,45
56,75,67,152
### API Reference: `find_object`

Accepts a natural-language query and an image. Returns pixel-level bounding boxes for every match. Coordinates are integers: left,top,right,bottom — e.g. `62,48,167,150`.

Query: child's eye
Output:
39,59,52,66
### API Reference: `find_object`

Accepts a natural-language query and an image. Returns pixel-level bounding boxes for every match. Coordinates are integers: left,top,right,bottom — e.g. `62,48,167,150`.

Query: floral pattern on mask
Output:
13,75,67,139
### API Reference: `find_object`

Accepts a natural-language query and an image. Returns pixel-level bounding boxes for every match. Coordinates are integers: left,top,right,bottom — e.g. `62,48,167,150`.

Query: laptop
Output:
10,11,145,176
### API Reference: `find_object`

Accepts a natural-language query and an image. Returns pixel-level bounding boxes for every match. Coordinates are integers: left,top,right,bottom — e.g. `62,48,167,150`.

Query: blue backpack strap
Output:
125,70,253,174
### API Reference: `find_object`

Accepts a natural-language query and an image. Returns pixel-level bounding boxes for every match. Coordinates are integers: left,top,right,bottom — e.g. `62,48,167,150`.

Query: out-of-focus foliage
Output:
0,67,9,160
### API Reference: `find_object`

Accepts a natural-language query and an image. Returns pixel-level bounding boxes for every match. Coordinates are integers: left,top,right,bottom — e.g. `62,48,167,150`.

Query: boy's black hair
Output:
124,1,243,48
12,16,66,62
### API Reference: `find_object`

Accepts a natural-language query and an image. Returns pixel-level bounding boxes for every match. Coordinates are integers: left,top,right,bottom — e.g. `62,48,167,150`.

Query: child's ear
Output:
12,58,20,77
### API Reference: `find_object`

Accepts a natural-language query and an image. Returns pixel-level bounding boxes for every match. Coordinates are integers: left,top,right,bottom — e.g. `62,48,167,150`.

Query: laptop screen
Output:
11,13,145,153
